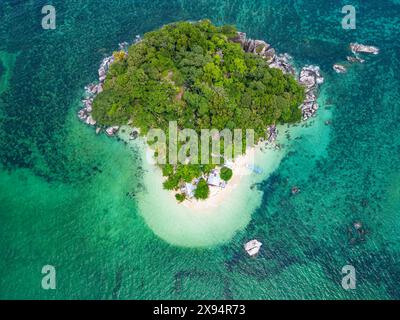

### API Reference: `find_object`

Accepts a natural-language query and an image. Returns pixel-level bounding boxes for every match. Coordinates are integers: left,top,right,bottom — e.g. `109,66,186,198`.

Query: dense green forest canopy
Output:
92,20,304,134
91,20,305,199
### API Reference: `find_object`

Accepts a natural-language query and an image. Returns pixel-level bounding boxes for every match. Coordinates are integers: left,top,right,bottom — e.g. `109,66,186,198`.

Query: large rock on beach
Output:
244,240,263,257
106,126,120,137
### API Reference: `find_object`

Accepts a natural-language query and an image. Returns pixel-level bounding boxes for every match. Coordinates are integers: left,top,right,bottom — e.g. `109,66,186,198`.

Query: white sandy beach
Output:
122,131,287,247
116,97,332,248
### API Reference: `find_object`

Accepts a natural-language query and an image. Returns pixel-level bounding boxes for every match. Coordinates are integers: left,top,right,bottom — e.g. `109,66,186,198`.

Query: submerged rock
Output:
129,130,139,140
348,221,367,244
291,186,301,195
353,221,363,230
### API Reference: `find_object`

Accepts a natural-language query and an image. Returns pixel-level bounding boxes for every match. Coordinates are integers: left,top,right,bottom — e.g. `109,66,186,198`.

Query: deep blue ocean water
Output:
0,0,399,299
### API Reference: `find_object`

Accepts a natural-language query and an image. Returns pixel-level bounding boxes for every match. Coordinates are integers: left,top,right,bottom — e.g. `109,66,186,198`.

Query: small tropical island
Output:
79,20,324,203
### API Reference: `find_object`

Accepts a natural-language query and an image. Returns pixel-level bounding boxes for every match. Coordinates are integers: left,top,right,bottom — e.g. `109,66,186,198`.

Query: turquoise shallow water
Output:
0,0,400,299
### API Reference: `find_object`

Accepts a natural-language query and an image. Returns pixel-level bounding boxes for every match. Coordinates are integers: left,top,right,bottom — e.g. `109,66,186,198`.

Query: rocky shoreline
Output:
233,32,324,122
78,39,139,136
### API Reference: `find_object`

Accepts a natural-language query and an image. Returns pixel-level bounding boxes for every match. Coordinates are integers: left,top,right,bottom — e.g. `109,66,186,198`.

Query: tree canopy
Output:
220,167,233,182
194,179,210,200
93,20,304,132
